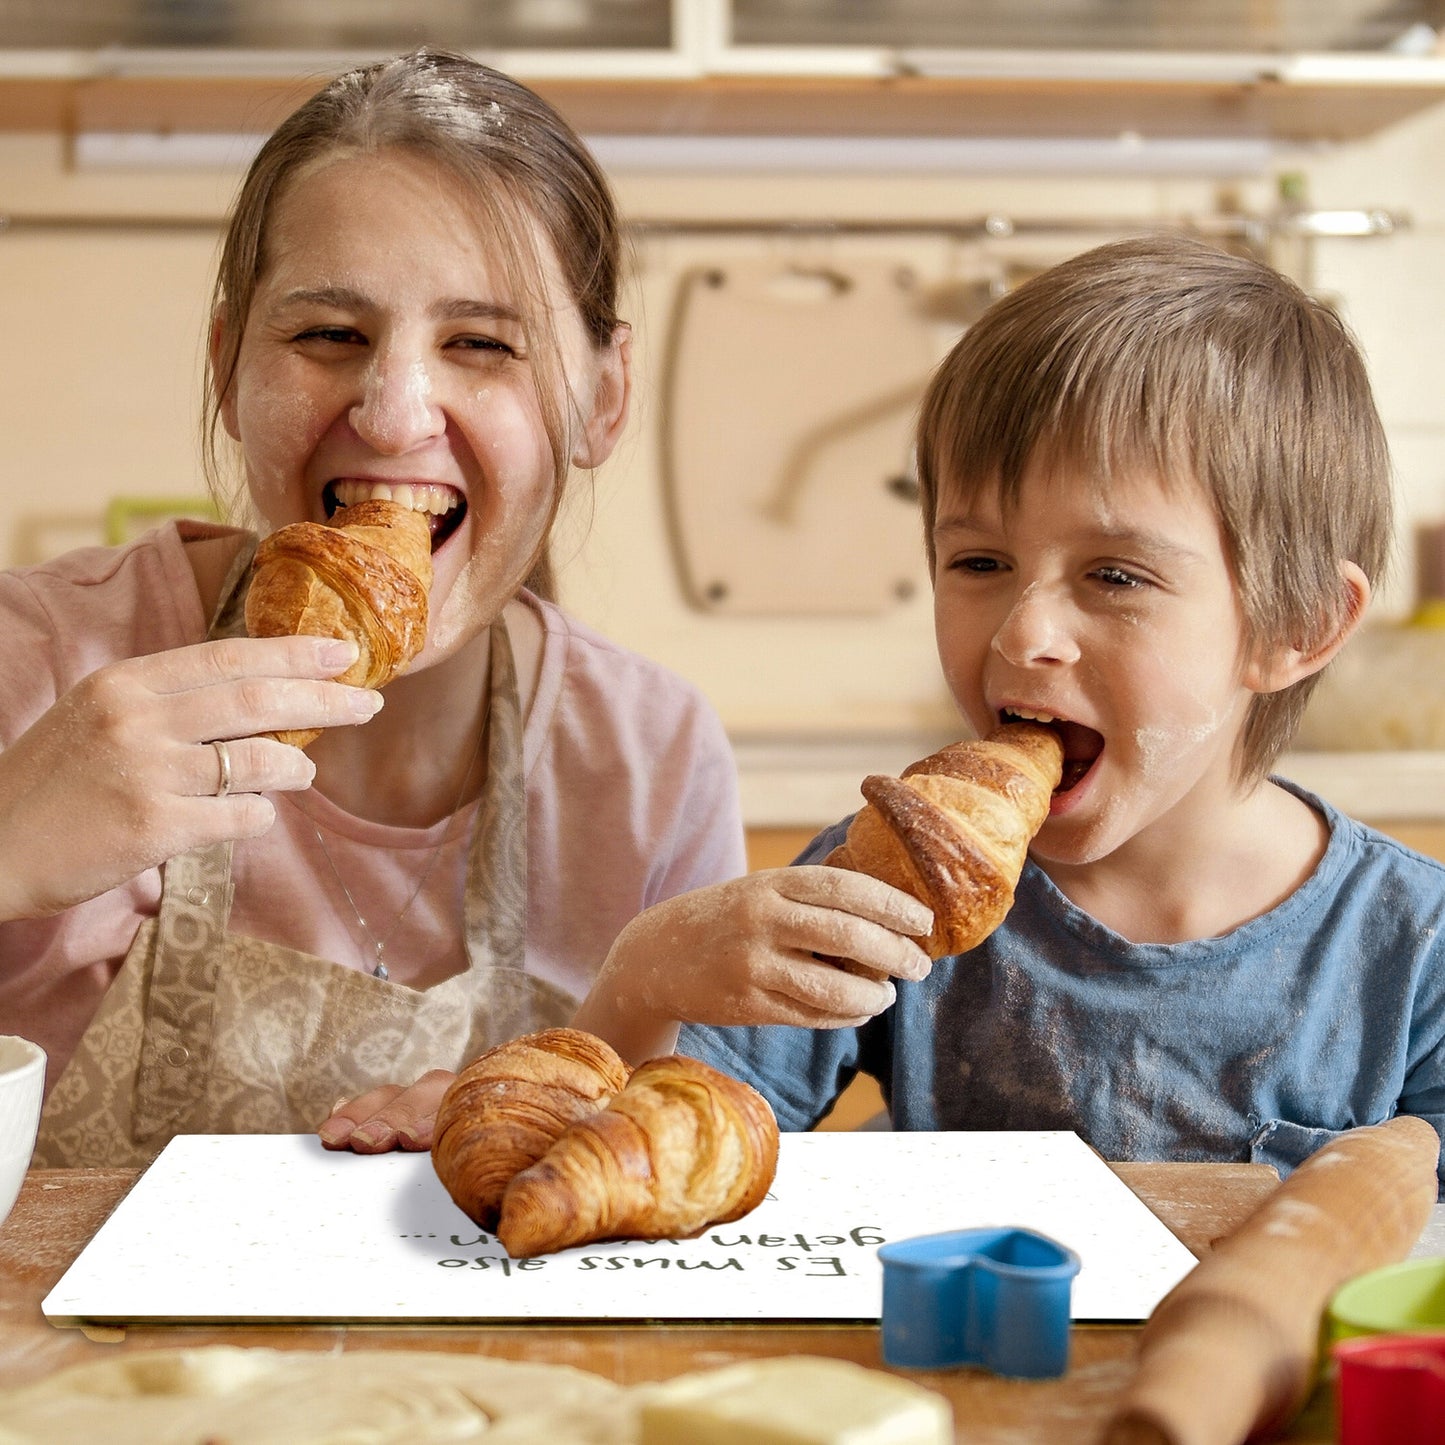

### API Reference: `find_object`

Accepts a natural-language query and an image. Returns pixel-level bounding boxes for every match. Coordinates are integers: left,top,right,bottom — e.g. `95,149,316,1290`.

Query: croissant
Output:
432,1028,630,1232
244,498,433,747
495,1052,780,1258
826,721,1062,958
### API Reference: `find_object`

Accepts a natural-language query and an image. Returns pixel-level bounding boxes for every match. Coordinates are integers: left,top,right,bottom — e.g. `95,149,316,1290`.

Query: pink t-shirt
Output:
0,523,746,1090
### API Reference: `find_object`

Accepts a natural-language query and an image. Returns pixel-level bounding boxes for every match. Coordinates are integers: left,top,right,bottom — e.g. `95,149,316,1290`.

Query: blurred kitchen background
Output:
5,0,1445,866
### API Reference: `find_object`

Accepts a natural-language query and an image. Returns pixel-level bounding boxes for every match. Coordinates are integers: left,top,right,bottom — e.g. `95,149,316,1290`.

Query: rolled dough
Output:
0,1347,632,1444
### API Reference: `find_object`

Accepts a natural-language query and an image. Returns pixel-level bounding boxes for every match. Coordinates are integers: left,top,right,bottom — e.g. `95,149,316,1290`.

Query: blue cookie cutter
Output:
877,1226,1081,1378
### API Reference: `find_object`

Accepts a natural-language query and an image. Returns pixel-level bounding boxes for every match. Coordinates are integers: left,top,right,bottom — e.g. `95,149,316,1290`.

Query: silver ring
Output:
212,739,233,798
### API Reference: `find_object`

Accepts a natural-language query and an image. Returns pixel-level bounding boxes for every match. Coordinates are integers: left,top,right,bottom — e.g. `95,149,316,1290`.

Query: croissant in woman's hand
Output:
827,721,1062,958
496,1052,780,1258
431,1028,630,1232
244,498,434,747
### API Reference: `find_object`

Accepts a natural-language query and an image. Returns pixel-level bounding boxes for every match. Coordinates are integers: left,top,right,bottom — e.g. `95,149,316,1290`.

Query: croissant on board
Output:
432,1028,631,1232
826,721,1063,958
495,1051,780,1258
244,498,434,747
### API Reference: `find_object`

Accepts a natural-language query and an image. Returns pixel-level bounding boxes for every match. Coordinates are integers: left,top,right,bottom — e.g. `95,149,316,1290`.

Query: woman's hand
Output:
0,634,382,922
318,1069,455,1153
572,866,935,1064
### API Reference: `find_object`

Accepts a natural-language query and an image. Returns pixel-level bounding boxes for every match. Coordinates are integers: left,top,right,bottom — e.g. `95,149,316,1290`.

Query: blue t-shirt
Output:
682,781,1445,1190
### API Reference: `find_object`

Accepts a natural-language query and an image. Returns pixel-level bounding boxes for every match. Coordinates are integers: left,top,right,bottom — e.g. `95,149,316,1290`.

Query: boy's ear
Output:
209,310,241,442
1243,560,1371,694
571,324,632,469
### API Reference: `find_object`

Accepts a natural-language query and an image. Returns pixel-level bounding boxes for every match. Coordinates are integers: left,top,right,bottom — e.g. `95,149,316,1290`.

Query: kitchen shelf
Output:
3,64,1445,144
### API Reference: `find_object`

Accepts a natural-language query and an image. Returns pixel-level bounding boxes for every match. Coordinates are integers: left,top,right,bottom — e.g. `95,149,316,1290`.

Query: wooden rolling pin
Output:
1101,1115,1440,1445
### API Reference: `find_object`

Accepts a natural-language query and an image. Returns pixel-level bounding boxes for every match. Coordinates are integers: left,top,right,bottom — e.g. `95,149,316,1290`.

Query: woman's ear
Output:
209,310,241,442
571,324,632,469
1244,560,1372,694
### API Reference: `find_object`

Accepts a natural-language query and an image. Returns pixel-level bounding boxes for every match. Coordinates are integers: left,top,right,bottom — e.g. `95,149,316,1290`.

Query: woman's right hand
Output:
0,634,382,922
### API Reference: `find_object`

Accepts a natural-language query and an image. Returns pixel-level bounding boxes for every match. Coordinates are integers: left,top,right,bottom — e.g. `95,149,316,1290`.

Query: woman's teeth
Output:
1004,708,1060,724
331,479,459,516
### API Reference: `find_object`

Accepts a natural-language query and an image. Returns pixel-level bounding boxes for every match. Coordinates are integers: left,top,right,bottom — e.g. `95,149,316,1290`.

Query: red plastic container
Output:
1332,1334,1445,1444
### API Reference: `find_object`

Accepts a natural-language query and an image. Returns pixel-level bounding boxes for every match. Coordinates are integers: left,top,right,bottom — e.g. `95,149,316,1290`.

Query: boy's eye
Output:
950,554,1002,575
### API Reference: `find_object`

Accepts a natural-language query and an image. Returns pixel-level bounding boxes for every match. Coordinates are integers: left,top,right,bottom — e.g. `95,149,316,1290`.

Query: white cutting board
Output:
43,1131,1195,1326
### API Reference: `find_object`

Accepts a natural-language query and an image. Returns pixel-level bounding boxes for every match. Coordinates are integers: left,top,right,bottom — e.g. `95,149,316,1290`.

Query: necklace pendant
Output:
299,715,484,984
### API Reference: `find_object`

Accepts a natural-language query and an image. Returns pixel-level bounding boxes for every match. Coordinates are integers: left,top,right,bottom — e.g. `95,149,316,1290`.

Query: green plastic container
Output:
1328,1258,1445,1344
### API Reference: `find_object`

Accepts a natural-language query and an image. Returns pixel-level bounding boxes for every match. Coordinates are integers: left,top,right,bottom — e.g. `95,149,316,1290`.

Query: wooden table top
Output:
0,1159,1341,1443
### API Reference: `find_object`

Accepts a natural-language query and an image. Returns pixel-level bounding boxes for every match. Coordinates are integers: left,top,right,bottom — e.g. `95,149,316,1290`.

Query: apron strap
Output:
130,538,255,1141
208,534,259,638
131,842,234,1142
463,615,527,970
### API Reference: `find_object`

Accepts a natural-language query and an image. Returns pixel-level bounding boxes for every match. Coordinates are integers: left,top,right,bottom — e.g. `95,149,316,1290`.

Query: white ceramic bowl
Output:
0,1036,46,1230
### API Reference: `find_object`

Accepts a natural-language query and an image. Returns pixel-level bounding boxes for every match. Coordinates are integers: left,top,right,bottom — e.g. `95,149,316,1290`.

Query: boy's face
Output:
931,458,1267,868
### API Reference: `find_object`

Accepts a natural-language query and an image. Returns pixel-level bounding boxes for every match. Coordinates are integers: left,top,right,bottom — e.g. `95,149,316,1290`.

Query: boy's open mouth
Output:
1000,708,1104,793
325,479,467,552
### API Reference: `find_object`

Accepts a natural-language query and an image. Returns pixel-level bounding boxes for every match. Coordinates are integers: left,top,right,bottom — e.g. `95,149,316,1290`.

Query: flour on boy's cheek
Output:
1043,703,1241,863
1131,714,1229,775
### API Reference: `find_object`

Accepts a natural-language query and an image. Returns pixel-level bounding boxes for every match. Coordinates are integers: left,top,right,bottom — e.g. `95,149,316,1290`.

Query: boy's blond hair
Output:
916,232,1393,784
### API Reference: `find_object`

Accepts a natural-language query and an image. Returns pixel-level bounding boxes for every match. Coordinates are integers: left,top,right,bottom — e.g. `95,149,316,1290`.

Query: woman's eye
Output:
294,326,364,346
1093,565,1146,589
452,334,519,358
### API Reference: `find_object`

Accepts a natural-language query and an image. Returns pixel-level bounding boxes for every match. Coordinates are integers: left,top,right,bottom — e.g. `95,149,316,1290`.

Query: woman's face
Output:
219,147,627,663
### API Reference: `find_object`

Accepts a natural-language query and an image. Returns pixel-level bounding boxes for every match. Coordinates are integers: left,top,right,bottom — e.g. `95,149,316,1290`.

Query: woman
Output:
4,49,743,1167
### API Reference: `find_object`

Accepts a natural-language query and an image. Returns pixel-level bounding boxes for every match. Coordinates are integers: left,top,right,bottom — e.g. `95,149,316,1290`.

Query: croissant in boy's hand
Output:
827,722,1062,958
431,1028,780,1258
244,498,433,748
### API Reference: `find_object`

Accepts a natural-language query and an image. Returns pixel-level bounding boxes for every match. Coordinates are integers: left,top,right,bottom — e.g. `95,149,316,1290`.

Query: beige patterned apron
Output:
35,544,570,1168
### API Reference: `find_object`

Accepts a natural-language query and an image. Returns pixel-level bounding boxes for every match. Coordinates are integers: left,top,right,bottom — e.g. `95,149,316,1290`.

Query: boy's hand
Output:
574,867,934,1062
318,868,934,1148
318,1068,456,1153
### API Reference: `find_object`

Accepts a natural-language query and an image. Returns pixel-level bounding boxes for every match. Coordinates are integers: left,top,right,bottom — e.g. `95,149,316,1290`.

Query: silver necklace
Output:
302,719,488,981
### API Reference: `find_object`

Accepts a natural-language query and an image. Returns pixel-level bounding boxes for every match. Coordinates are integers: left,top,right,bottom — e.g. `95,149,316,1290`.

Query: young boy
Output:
577,232,1445,1189
357,234,1445,1186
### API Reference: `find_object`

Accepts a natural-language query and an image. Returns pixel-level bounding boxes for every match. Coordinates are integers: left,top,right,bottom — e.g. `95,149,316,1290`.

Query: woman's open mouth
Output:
1000,708,1104,793
325,479,467,552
